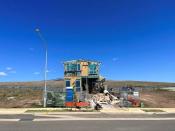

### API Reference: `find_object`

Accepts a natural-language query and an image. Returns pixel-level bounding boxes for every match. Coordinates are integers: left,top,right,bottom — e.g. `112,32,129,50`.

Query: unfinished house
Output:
64,59,105,102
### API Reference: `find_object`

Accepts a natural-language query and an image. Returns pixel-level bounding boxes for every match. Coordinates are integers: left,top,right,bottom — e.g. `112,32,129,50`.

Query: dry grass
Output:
140,89,175,108
0,88,42,108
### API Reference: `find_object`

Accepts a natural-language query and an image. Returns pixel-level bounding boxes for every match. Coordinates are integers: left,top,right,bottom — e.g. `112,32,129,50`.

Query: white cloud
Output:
0,72,7,77
6,67,13,71
112,57,119,62
46,70,51,73
5,67,16,74
33,72,40,75
33,70,51,75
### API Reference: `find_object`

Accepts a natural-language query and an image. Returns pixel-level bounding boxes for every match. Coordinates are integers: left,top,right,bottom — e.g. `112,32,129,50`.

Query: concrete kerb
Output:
0,108,175,115
0,108,27,114
100,108,145,114
101,108,175,114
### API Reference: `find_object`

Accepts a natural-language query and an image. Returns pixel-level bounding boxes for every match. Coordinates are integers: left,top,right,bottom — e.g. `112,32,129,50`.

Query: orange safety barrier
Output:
65,102,75,107
75,102,90,107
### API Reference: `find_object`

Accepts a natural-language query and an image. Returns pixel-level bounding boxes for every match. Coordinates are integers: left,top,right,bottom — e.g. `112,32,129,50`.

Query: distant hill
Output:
0,80,175,89
106,80,175,88
0,80,64,89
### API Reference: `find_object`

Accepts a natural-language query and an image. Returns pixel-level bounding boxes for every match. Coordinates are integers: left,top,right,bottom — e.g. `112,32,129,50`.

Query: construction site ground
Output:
0,88,175,108
140,89,175,108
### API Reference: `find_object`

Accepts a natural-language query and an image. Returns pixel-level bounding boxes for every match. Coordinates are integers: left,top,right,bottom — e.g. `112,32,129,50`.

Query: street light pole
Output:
35,28,48,108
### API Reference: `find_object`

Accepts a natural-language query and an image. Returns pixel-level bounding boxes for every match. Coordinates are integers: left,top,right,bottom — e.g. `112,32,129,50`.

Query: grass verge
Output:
25,108,97,113
142,109,165,112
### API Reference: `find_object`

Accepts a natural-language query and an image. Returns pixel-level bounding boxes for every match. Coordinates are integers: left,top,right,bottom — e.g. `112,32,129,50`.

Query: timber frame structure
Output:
64,59,105,101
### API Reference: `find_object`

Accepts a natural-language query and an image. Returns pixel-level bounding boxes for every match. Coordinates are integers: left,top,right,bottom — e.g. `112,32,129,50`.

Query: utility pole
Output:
35,28,48,108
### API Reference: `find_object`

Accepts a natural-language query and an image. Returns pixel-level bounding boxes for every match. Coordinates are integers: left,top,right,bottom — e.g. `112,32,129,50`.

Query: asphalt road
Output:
1,113,175,119
0,113,175,131
0,120,175,131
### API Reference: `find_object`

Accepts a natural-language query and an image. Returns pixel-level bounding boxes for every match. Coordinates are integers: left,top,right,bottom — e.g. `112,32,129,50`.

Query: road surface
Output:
0,113,175,131
0,120,175,131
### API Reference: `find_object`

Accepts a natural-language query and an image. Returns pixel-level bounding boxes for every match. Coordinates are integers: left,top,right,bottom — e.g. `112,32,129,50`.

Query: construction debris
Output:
89,87,141,110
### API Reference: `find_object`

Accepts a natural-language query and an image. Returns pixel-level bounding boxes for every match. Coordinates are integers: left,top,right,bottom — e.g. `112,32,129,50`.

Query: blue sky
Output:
0,0,175,82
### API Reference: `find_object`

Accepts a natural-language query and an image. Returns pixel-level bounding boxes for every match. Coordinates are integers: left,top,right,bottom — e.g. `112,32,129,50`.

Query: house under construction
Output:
46,59,141,108
64,59,105,102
